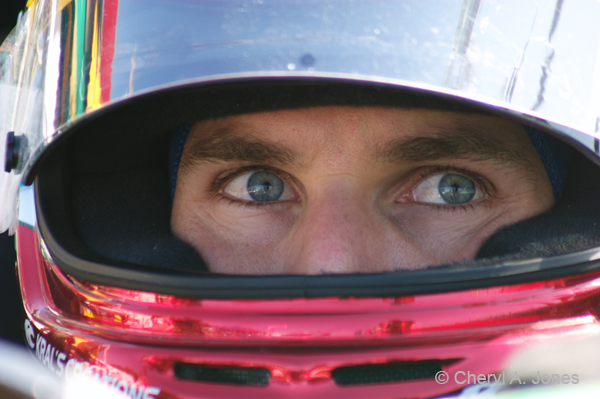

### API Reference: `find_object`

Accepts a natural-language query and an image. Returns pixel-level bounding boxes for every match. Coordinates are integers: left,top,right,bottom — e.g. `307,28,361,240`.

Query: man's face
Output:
172,106,554,274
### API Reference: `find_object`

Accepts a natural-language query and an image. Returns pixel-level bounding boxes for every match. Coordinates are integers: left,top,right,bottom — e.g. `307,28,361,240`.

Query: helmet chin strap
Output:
167,123,572,205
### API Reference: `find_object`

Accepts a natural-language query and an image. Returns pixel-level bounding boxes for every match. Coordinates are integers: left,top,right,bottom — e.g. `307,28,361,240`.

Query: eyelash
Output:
410,165,492,212
217,195,275,208
212,165,293,208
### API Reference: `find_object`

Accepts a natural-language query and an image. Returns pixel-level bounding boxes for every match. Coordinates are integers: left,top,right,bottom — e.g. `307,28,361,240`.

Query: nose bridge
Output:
289,181,377,274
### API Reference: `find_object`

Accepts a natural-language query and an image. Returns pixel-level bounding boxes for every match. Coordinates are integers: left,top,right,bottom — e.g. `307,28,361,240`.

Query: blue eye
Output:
438,174,476,204
222,170,298,203
407,172,482,205
247,171,284,201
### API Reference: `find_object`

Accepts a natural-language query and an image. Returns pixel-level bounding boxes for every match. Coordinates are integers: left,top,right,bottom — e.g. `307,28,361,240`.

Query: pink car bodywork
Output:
17,224,600,398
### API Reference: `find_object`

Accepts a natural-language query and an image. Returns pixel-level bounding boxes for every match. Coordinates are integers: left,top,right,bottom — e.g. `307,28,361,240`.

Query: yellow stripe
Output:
87,3,102,110
27,0,71,11
58,0,73,12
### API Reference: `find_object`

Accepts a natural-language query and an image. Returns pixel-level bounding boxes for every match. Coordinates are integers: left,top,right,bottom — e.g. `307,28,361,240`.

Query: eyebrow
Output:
179,126,298,171
181,124,535,172
378,128,535,169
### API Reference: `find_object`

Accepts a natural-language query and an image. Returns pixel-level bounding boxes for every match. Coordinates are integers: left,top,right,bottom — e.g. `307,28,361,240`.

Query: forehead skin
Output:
172,106,554,274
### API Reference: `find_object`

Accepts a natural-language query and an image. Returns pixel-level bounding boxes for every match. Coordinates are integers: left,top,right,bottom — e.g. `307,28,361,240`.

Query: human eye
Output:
221,169,299,203
403,172,484,205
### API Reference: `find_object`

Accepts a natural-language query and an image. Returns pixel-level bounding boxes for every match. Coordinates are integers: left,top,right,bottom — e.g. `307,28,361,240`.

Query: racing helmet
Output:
2,0,600,398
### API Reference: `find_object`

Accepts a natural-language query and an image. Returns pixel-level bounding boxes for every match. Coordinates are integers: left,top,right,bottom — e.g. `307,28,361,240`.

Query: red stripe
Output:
100,0,118,103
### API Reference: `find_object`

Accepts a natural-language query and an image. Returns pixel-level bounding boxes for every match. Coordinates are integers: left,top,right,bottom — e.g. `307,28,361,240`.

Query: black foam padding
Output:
476,152,600,260
65,110,206,271
70,169,205,271
174,363,270,386
331,361,442,386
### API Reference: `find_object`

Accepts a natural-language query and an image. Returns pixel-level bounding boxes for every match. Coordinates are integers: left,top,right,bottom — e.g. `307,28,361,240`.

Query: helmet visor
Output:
2,0,600,184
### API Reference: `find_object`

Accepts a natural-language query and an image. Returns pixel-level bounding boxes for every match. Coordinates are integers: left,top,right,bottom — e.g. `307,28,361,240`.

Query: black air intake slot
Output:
174,363,270,386
331,361,442,386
